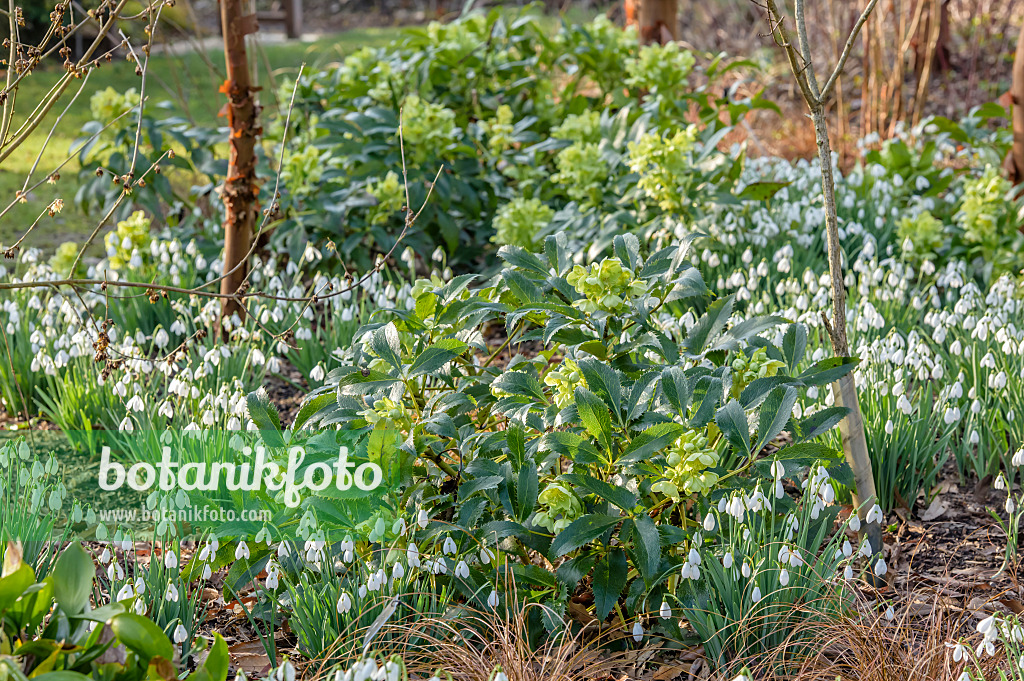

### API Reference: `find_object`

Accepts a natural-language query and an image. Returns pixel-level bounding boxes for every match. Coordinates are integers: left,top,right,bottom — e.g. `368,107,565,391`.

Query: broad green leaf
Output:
246,387,284,447
753,385,798,454
517,464,539,523
52,543,95,615
794,406,850,442
408,339,468,376
549,514,621,558
632,514,661,582
715,400,750,456
737,180,790,201
592,549,628,621
497,245,549,276
574,387,615,453
797,356,860,386
577,359,622,420
660,367,690,416
560,473,636,511
492,371,546,402
683,296,734,357
782,324,807,372
109,613,174,662
369,322,403,370
619,422,685,464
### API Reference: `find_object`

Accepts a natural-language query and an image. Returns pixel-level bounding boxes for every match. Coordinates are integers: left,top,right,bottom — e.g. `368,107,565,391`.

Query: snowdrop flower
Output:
454,560,470,578
946,642,967,662
849,515,861,532
480,547,495,565
741,562,752,578
165,584,179,602
722,552,733,569
487,590,499,609
866,504,884,524
99,547,111,564
277,659,296,681
202,564,212,580
417,509,430,528
392,562,405,581
632,620,644,642
884,605,894,621
995,474,1007,490
173,623,188,644
407,543,420,568
874,558,888,577
336,591,352,614
442,536,457,555
770,461,785,479
703,513,716,532
1007,497,1016,514
751,585,762,603
779,569,790,587
1013,448,1024,467
235,541,250,560
164,549,178,569
265,569,279,590
116,583,134,601
844,565,854,580
884,420,894,435
659,600,671,619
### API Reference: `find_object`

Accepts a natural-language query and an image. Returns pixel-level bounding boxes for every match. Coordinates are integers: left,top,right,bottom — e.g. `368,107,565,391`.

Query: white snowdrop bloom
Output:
392,562,405,581
995,475,1007,490
336,591,352,614
779,569,790,587
154,328,169,349
942,406,960,424
442,536,457,555
1013,448,1024,467
866,504,884,524
897,395,913,415
703,513,716,532
885,420,894,435
770,461,785,479
417,509,430,528
454,560,470,578
135,576,146,594
950,340,962,355
119,416,134,432
688,548,702,566
164,549,178,569
202,564,212,580
723,552,733,569
632,620,644,642
741,562,752,578
480,547,495,565
277,660,296,681
874,558,888,577
751,585,762,603
842,540,853,558
173,623,189,644
1008,497,1017,514
265,569,279,590
844,565,854,580
659,601,672,619
235,541,250,560
116,583,134,601
165,584,179,602
849,514,861,532
486,589,500,609
99,547,111,564
392,518,407,536
859,540,873,558
406,543,420,568
885,605,895,621
310,364,325,382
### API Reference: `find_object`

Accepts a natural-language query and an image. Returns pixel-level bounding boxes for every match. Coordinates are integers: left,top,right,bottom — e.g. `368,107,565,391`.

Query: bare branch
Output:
820,0,881,102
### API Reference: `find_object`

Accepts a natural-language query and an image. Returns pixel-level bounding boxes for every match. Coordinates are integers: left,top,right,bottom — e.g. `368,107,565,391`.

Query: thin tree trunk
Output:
625,0,677,45
764,0,884,568
1004,21,1024,185
219,0,260,324
812,107,883,560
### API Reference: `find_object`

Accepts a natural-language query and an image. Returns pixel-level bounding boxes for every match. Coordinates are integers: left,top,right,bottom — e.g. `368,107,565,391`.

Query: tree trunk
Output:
811,105,884,562
1004,20,1024,186
625,0,677,45
219,0,261,324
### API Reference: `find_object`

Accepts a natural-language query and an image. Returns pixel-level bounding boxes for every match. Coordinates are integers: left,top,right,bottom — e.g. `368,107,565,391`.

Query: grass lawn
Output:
0,26,400,253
